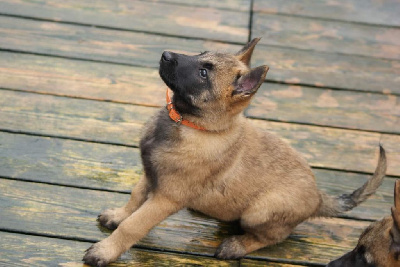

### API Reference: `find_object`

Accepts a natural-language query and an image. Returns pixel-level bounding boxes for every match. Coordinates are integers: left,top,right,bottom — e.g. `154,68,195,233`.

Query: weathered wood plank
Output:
0,90,156,146
248,83,400,134
251,119,400,176
0,16,238,68
0,231,238,267
0,132,143,192
0,52,165,106
150,0,251,11
251,45,400,94
252,13,400,60
0,132,395,221
1,90,399,175
0,0,249,43
0,17,399,94
1,53,399,134
0,178,379,264
253,0,400,27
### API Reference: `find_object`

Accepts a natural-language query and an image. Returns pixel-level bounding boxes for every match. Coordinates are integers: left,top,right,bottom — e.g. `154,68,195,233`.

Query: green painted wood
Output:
1,53,399,133
0,231,238,267
252,13,400,60
0,132,143,192
1,91,400,176
0,90,156,146
0,52,165,107
0,16,239,68
0,178,379,264
0,0,248,43
247,83,400,134
251,45,400,95
0,90,400,176
151,0,251,11
250,119,400,176
0,17,399,94
253,0,400,27
0,132,395,220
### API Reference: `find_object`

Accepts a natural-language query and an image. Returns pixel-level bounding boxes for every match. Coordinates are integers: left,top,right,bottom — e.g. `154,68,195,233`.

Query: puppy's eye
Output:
199,69,207,78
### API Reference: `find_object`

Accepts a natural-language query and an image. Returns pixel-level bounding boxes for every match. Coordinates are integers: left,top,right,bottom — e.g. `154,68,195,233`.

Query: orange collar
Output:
166,89,206,131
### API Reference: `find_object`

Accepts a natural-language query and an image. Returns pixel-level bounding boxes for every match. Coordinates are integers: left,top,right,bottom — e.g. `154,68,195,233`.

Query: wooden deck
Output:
0,0,399,266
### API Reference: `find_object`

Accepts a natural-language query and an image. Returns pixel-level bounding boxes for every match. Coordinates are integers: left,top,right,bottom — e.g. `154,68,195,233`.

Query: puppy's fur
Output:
327,180,400,267
83,38,387,267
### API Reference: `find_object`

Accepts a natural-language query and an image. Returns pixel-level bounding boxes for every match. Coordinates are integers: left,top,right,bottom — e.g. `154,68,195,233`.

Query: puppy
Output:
327,180,400,267
83,38,387,267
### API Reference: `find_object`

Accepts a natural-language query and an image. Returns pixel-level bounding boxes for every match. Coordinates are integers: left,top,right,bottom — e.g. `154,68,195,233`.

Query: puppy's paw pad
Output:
82,244,110,267
214,236,246,260
98,208,128,230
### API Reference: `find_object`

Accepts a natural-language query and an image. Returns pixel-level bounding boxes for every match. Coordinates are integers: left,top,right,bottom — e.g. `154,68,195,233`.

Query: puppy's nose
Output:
162,51,173,62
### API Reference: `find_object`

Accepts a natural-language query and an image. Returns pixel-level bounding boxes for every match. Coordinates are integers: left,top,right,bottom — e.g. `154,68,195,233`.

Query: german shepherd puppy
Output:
83,38,387,267
327,180,400,267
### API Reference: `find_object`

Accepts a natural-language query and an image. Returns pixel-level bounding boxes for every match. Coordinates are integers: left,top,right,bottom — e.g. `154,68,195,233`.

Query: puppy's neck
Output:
168,89,243,132
180,111,244,133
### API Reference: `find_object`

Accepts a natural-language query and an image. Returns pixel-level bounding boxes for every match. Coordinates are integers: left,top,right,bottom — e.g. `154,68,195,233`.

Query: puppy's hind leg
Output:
215,195,313,259
98,176,148,230
214,220,294,259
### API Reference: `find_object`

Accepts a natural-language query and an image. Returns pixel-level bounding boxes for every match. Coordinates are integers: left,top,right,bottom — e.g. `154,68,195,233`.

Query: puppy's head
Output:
159,38,268,129
327,180,400,267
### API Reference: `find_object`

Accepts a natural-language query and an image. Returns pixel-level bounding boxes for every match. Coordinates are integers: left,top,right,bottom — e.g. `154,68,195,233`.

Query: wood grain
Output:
251,45,400,95
0,231,239,267
0,0,249,42
0,0,397,265
0,16,239,68
252,13,400,60
1,90,399,175
0,132,395,221
253,0,400,27
150,0,251,11
1,53,399,134
248,83,400,134
0,178,376,264
0,16,399,94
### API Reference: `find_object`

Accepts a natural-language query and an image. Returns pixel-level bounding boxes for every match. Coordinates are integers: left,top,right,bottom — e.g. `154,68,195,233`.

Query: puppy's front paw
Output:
83,240,119,267
98,208,130,230
214,236,246,260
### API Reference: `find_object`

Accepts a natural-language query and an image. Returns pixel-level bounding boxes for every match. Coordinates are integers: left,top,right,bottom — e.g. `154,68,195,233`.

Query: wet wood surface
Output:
0,131,395,220
0,178,375,265
0,16,399,94
253,0,400,27
1,53,399,134
1,90,399,175
0,0,399,266
0,232,239,267
0,0,249,43
252,13,400,60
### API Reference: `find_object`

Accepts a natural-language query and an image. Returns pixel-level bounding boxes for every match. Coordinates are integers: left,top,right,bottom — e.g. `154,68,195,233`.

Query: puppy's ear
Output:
390,180,400,260
232,65,269,97
236,38,261,66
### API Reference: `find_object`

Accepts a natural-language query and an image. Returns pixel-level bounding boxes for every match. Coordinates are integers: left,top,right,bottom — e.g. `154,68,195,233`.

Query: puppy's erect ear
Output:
390,180,400,259
232,65,269,97
236,38,261,66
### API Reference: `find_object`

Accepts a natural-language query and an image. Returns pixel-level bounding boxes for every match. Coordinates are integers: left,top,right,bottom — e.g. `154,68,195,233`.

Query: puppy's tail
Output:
314,145,387,217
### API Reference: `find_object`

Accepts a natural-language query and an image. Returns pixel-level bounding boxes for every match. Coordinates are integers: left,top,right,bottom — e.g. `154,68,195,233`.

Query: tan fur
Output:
83,39,387,267
327,180,400,267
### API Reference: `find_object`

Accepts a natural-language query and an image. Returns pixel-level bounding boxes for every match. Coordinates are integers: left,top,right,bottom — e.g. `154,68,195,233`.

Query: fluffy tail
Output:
314,145,387,217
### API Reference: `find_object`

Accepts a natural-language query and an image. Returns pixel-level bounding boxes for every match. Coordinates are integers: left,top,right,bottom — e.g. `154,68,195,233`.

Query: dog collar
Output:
166,89,206,131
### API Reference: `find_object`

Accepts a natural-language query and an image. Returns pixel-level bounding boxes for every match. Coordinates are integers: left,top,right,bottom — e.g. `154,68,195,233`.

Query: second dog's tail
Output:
314,146,387,217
